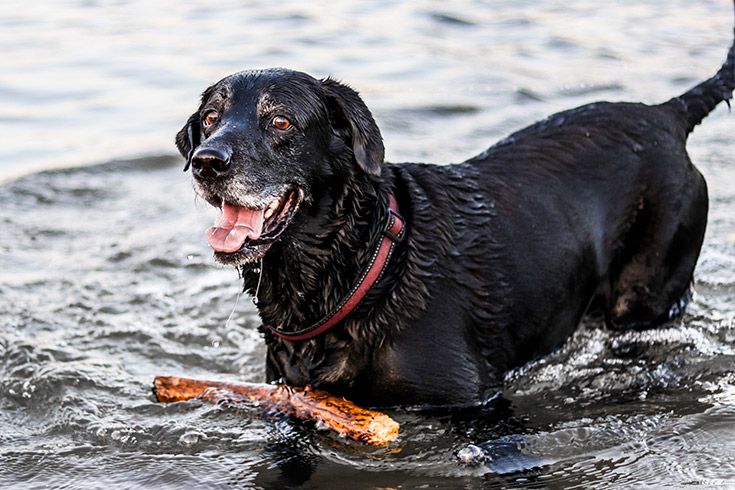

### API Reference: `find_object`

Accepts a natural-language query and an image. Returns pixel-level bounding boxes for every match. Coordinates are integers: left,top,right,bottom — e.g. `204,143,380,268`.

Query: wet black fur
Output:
177,32,735,408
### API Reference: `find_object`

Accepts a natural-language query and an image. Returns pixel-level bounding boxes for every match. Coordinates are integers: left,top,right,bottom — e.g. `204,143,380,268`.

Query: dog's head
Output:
176,69,384,265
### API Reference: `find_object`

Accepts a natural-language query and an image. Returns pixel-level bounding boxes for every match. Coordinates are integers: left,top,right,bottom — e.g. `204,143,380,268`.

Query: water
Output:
2,1,735,488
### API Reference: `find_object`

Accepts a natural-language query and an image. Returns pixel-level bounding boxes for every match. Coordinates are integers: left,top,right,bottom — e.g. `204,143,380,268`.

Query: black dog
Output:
176,29,735,408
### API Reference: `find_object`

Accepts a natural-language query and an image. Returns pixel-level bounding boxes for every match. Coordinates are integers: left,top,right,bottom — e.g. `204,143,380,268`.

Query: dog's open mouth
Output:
205,189,300,262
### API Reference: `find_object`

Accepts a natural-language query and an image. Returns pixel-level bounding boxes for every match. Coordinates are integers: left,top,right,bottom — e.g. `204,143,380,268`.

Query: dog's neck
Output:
265,193,404,341
241,174,402,341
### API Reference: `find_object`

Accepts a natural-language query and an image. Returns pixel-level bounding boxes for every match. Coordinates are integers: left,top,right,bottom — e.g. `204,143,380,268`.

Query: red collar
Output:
267,193,405,341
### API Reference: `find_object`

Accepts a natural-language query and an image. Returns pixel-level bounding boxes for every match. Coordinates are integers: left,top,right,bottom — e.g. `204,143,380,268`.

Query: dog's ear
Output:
176,86,215,172
175,112,201,172
321,77,384,176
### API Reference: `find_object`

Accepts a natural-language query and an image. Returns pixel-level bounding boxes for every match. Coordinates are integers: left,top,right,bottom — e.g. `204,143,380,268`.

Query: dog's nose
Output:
190,147,231,179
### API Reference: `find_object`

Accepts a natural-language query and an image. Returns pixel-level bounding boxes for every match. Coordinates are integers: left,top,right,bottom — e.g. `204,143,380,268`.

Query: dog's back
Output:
377,32,735,402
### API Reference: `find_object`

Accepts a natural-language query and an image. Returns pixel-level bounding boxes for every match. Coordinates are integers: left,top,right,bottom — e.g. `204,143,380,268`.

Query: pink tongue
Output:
206,202,265,253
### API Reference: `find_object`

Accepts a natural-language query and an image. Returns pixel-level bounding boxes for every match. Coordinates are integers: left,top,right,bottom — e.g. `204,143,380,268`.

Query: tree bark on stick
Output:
153,376,399,445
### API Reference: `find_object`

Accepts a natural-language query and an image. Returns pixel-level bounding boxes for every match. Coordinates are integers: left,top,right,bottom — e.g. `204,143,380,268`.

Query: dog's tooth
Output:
264,208,274,219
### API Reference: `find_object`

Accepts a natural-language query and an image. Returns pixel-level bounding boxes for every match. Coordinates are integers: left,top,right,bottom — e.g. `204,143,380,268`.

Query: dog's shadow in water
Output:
249,395,545,486
443,396,547,475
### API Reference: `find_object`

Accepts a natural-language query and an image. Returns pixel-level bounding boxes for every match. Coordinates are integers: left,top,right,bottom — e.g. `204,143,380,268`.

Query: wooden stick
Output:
153,376,399,445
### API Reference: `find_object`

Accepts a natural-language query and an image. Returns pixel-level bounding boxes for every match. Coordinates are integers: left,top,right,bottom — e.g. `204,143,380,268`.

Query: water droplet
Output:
457,444,488,465
178,430,204,447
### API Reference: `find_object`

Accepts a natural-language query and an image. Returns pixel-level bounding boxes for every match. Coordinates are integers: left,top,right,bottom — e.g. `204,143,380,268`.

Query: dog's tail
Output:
666,8,735,134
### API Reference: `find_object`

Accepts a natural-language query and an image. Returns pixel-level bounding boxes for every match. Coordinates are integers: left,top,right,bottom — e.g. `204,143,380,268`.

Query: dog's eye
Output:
203,110,220,127
272,116,291,131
